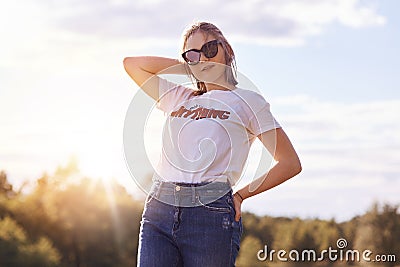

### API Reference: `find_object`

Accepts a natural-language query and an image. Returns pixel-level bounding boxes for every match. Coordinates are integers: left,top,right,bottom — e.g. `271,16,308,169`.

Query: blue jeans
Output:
137,181,243,267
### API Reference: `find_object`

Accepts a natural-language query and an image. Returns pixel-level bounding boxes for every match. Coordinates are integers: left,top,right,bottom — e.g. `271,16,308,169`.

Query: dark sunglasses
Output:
182,40,221,65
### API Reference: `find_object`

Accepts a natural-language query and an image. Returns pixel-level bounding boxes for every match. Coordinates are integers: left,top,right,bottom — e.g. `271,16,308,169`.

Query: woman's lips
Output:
201,64,214,71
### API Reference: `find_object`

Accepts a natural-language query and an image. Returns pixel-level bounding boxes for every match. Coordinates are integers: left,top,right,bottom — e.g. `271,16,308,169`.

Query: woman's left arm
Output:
233,128,302,221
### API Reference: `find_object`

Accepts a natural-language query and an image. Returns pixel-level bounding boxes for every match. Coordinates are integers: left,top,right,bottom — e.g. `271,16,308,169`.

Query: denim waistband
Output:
148,180,232,207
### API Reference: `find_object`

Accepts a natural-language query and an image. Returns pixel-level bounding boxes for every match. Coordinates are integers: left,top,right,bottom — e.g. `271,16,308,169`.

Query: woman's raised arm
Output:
123,56,186,101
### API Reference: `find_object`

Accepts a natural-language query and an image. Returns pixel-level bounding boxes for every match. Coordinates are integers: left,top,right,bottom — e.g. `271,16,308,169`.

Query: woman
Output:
123,22,301,267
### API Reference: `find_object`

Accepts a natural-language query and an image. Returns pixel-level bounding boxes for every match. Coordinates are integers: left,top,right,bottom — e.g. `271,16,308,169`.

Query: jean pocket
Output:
199,195,232,213
232,218,243,234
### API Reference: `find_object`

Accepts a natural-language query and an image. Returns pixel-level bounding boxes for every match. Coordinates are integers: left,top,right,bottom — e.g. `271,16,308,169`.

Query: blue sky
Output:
238,9,400,103
1,0,399,222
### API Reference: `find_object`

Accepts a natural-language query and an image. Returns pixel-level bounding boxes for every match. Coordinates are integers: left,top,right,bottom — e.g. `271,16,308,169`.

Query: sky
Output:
1,0,399,222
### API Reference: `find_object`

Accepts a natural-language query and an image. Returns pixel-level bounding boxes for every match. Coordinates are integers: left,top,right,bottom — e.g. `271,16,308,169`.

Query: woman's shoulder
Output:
231,87,271,110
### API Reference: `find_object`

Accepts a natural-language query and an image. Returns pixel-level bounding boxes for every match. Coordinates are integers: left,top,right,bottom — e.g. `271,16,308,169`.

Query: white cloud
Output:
0,0,387,74
259,95,400,220
275,96,400,146
5,0,386,49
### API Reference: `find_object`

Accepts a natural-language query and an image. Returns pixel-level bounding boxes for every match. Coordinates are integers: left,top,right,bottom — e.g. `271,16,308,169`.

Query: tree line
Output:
0,162,398,267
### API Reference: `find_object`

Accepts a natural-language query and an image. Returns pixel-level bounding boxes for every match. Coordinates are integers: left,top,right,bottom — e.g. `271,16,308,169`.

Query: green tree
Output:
236,235,266,267
242,212,281,248
0,216,61,267
309,219,341,252
339,215,359,252
272,218,319,266
7,160,143,267
0,170,14,197
354,203,400,267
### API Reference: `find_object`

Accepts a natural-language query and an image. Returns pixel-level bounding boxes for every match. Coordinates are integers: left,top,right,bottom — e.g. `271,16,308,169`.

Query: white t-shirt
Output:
153,78,281,186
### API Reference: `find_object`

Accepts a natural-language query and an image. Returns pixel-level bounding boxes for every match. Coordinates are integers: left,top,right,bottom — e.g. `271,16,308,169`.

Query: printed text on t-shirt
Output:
170,106,231,120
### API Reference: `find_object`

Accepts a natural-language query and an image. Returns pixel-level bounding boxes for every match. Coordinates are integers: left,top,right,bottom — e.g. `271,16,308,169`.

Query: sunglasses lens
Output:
184,51,200,64
182,40,219,64
203,41,218,58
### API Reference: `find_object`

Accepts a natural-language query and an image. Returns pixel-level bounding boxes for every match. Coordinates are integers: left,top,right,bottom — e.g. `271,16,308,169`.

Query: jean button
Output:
175,186,181,191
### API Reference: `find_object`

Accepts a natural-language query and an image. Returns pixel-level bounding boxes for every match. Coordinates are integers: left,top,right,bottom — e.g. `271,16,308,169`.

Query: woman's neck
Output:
205,81,235,91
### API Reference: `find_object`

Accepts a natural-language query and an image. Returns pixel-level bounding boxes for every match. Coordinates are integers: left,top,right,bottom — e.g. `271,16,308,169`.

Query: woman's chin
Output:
193,67,227,85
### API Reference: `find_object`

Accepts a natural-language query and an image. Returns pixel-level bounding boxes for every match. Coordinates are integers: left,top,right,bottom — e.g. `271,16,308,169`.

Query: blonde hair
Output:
181,22,238,95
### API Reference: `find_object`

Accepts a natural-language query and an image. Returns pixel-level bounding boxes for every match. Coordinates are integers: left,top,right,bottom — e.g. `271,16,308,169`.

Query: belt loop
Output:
174,186,180,206
191,186,196,204
155,180,162,198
